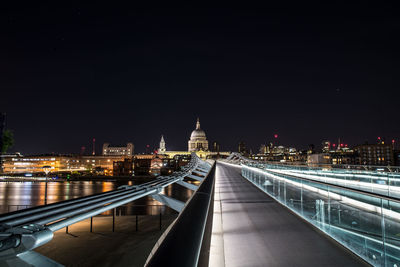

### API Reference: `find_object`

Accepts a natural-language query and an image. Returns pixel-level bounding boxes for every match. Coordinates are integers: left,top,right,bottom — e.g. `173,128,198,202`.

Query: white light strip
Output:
266,169,400,197
245,166,400,222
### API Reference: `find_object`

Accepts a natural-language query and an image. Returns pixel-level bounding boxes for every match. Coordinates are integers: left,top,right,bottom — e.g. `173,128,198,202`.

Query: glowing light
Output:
274,134,278,138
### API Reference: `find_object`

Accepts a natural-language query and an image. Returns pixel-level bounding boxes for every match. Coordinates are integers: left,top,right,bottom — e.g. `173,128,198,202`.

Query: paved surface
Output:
35,215,177,267
212,162,368,267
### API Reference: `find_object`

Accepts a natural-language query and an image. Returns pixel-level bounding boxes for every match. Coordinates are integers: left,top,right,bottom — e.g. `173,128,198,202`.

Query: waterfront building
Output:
354,143,394,166
2,154,131,175
134,154,175,176
102,143,134,156
113,158,133,176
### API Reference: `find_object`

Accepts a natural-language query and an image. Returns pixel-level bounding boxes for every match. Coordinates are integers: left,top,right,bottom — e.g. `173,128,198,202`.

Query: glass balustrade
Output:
242,164,400,267
245,162,400,199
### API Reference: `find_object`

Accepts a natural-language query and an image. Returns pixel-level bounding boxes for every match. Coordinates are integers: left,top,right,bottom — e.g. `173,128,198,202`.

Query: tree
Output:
1,129,14,153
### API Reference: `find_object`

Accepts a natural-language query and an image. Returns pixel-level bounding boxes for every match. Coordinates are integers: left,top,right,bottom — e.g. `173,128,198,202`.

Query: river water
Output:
0,179,193,215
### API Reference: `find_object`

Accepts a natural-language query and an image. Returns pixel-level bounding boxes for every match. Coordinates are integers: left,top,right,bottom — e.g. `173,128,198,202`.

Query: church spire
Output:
159,135,166,153
196,118,201,130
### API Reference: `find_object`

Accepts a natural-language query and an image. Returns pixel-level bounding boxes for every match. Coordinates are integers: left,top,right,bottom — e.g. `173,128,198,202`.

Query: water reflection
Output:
0,179,193,215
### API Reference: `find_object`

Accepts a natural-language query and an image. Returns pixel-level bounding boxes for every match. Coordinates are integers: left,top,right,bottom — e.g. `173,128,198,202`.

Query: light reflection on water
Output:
0,179,193,215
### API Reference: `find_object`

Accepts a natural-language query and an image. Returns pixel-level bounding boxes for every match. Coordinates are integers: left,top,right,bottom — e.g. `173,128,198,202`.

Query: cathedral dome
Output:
190,118,206,140
191,128,206,139
188,118,209,152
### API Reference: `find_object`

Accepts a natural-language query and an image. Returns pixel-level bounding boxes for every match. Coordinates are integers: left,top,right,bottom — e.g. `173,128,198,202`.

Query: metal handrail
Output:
0,153,212,263
227,152,400,173
245,164,400,204
145,161,216,267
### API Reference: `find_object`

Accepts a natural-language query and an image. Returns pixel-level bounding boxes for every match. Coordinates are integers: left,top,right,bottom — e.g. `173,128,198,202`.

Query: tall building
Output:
158,135,166,154
188,118,209,152
259,144,267,154
212,141,220,153
238,141,247,155
102,143,134,156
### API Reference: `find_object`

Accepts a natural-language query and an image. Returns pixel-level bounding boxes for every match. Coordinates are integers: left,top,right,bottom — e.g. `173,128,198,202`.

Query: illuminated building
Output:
354,143,394,166
259,144,267,154
113,158,133,176
150,155,163,176
102,143,134,156
134,154,174,176
156,119,230,159
158,135,166,154
307,153,331,165
188,118,209,152
252,145,306,163
2,155,63,174
2,155,131,175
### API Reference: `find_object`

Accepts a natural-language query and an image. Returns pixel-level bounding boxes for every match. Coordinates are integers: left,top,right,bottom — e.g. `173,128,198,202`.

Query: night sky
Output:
1,3,398,154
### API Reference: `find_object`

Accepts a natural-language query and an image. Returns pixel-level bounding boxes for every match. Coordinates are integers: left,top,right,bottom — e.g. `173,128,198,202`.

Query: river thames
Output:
0,179,193,215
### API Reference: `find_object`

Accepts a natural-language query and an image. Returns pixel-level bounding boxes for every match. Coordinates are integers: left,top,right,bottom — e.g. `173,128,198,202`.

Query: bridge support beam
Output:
186,174,204,182
194,169,208,175
5,251,63,267
176,180,198,191
151,194,185,213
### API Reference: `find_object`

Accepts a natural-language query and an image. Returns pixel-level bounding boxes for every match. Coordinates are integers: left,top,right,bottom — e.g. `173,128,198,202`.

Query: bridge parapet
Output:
239,161,400,267
225,153,400,199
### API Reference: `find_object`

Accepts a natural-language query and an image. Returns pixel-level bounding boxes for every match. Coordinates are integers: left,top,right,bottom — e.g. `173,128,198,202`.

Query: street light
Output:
42,165,52,205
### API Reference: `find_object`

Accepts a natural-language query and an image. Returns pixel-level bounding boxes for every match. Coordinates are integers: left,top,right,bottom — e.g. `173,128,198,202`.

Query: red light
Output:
332,144,336,147
378,137,381,140
340,143,344,147
146,145,150,148
392,140,395,143
274,134,278,138
345,144,348,147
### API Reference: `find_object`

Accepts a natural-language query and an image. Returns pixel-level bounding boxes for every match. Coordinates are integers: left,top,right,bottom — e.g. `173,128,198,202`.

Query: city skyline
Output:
2,4,398,154
2,114,399,155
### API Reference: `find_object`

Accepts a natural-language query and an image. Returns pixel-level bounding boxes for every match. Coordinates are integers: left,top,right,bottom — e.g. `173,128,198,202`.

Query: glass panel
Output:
240,163,400,267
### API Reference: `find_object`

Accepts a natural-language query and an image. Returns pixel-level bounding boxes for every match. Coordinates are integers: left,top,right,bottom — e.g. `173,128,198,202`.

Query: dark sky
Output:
1,3,398,154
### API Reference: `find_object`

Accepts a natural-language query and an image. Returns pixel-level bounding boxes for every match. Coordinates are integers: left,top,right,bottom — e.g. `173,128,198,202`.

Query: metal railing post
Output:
112,208,115,232
159,212,162,230
90,217,93,232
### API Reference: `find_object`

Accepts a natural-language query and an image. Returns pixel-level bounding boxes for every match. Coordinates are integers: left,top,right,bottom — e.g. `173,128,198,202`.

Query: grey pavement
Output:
214,162,369,267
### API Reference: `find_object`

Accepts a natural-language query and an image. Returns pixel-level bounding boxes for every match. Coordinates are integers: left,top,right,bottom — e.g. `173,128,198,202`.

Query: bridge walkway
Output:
210,162,368,267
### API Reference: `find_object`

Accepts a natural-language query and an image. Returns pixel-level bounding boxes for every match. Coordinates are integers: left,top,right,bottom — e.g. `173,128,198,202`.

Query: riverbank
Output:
35,214,177,267
0,175,154,182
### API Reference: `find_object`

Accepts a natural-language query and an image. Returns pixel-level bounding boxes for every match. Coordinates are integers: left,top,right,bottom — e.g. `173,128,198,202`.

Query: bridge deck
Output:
211,162,368,267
